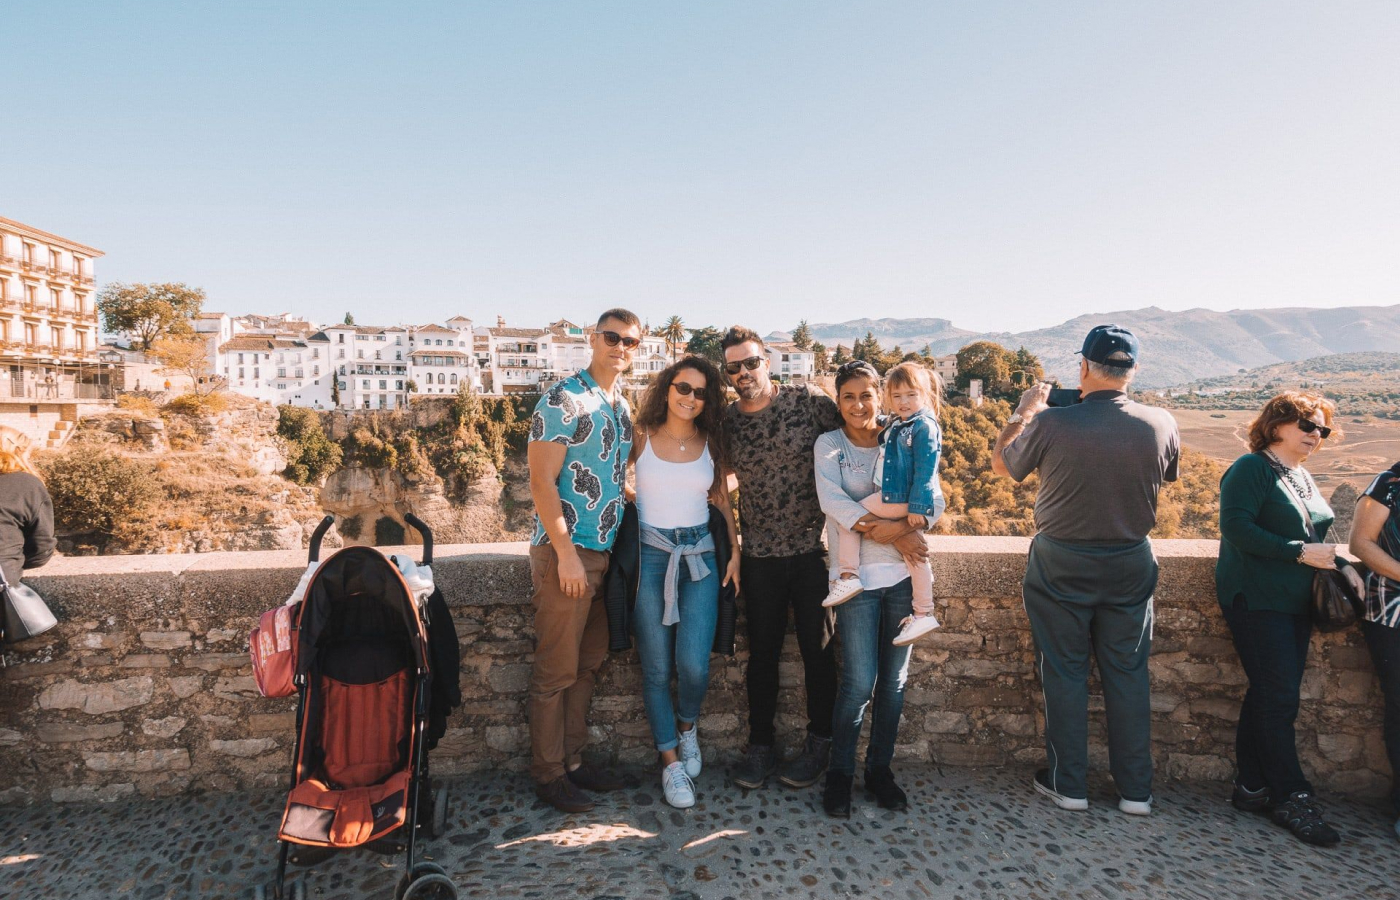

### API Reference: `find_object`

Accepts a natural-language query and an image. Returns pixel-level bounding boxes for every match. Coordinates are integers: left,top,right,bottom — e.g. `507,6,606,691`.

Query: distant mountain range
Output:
785,305,1400,388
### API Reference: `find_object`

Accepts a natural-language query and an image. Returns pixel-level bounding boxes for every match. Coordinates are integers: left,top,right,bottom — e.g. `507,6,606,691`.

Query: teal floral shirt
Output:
529,369,633,551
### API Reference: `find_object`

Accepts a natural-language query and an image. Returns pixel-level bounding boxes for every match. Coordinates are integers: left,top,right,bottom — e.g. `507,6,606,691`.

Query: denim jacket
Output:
878,409,945,520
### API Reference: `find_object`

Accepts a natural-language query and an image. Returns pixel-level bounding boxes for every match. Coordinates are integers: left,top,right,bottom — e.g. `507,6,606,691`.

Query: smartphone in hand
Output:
1046,388,1082,408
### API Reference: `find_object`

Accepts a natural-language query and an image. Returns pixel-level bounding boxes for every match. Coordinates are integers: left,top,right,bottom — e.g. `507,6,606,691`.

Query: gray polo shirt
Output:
1002,390,1180,543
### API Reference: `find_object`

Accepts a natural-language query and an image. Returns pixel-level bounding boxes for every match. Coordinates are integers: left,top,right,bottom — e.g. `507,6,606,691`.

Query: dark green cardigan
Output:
1216,452,1334,615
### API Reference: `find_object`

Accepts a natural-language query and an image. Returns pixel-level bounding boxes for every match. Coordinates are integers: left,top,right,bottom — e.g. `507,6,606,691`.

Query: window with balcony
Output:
277,367,286,378
49,250,60,270
295,368,303,378
22,243,34,264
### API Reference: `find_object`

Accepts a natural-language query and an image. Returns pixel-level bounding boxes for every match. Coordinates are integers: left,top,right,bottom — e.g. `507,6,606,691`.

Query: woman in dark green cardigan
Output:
1217,391,1361,847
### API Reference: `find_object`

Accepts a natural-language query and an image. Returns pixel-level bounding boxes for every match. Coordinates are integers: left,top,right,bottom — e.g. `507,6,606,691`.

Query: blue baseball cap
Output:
1079,325,1139,368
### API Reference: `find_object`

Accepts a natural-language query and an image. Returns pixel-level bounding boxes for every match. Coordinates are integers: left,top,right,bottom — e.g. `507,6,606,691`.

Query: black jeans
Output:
740,550,837,746
1221,597,1313,798
1361,618,1400,812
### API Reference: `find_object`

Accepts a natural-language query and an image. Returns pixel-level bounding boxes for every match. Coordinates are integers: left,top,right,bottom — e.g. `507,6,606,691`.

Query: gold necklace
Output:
664,421,699,451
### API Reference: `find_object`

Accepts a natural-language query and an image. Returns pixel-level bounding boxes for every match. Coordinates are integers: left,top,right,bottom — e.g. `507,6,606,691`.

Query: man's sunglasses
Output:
597,330,641,350
723,356,765,375
1296,418,1332,440
671,382,705,397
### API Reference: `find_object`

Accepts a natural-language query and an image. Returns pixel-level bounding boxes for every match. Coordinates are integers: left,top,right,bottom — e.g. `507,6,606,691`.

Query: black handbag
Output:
1,567,57,643
1271,460,1363,632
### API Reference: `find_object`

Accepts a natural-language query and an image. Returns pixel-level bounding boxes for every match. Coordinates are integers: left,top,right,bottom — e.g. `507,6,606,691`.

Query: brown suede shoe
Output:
566,761,625,792
535,776,595,813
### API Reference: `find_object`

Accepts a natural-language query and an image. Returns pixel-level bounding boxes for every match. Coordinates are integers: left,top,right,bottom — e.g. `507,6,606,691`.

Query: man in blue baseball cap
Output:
990,324,1181,817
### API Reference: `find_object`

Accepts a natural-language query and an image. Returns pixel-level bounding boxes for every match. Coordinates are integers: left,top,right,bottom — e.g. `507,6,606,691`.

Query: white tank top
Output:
635,434,713,529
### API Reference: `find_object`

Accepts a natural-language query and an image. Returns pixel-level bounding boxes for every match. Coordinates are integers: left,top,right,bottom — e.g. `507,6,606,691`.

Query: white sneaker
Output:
892,613,941,646
677,725,702,778
1118,795,1153,816
822,577,864,608
662,761,695,809
1033,768,1088,811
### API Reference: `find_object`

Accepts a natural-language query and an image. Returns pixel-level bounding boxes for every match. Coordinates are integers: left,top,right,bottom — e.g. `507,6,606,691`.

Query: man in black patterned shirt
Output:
721,325,928,789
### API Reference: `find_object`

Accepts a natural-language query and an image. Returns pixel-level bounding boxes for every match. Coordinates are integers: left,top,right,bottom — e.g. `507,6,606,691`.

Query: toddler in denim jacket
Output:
823,362,945,645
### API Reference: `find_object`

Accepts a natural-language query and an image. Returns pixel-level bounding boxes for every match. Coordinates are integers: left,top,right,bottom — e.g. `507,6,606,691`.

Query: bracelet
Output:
1296,544,1307,564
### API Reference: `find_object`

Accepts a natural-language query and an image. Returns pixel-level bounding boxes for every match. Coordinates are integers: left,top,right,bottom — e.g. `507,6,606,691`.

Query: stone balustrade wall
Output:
0,538,1390,805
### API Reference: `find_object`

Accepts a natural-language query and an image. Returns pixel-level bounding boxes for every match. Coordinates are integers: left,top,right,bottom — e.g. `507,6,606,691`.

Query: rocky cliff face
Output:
319,458,518,547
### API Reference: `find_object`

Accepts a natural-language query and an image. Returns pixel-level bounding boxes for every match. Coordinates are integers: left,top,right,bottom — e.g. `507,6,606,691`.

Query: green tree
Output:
97,282,205,350
277,405,344,485
330,377,340,408
660,316,687,362
811,341,829,374
831,344,850,367
791,320,814,350
685,326,725,366
955,341,1013,397
1008,346,1045,388
343,312,355,325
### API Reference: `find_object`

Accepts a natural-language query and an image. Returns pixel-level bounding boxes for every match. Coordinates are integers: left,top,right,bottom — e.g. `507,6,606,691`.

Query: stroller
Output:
257,514,462,900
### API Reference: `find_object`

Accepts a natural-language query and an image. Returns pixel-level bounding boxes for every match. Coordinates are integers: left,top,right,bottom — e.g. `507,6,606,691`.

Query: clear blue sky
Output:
7,1,1398,335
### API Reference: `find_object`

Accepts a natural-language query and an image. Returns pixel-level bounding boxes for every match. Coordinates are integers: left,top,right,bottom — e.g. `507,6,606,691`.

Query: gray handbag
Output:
1,566,57,642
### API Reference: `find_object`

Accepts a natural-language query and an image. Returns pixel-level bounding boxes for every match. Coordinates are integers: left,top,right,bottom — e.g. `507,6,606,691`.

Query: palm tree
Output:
661,315,686,362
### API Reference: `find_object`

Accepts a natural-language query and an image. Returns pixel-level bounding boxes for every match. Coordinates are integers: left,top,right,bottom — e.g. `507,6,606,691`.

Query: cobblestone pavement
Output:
2,766,1397,900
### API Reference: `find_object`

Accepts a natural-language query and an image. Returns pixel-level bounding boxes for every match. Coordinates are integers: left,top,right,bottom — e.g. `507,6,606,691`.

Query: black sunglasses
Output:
597,330,641,350
723,356,766,375
1296,418,1332,440
671,382,705,397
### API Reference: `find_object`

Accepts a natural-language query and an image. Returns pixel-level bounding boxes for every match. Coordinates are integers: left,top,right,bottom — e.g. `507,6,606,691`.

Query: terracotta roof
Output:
412,324,459,334
489,327,546,338
218,337,306,352
411,350,471,360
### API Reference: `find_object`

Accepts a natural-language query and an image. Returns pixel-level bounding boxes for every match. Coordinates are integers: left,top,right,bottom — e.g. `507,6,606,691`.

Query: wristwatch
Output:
1008,413,1025,426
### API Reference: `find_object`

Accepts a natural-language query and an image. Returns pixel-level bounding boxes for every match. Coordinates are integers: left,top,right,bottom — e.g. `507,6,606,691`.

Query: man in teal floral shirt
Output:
526,308,638,812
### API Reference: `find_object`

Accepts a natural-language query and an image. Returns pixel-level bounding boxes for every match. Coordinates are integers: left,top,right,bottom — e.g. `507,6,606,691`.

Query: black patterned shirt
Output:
1361,464,1400,628
723,383,842,558
529,369,634,551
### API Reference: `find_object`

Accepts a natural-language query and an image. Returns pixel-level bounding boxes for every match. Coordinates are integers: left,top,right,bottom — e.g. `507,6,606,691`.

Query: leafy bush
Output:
277,406,343,486
342,426,397,469
42,450,161,537
163,391,229,416
339,514,363,539
115,394,160,415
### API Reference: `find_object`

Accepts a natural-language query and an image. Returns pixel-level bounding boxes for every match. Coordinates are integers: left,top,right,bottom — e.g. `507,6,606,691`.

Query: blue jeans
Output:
633,523,719,752
830,578,913,776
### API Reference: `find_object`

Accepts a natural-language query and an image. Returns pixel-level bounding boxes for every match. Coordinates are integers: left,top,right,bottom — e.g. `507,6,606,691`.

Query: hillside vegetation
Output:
1147,352,1400,418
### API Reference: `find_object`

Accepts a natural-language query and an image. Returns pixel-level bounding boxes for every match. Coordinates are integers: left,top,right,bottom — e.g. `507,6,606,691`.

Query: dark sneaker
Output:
1231,782,1271,815
566,762,625,792
863,766,908,811
536,776,594,813
778,734,831,788
823,772,853,819
1270,791,1340,847
732,744,778,789
1033,768,1088,811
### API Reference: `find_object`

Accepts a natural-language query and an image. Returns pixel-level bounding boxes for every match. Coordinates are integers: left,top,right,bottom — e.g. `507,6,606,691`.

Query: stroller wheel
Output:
395,863,448,900
402,873,457,900
431,787,449,838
